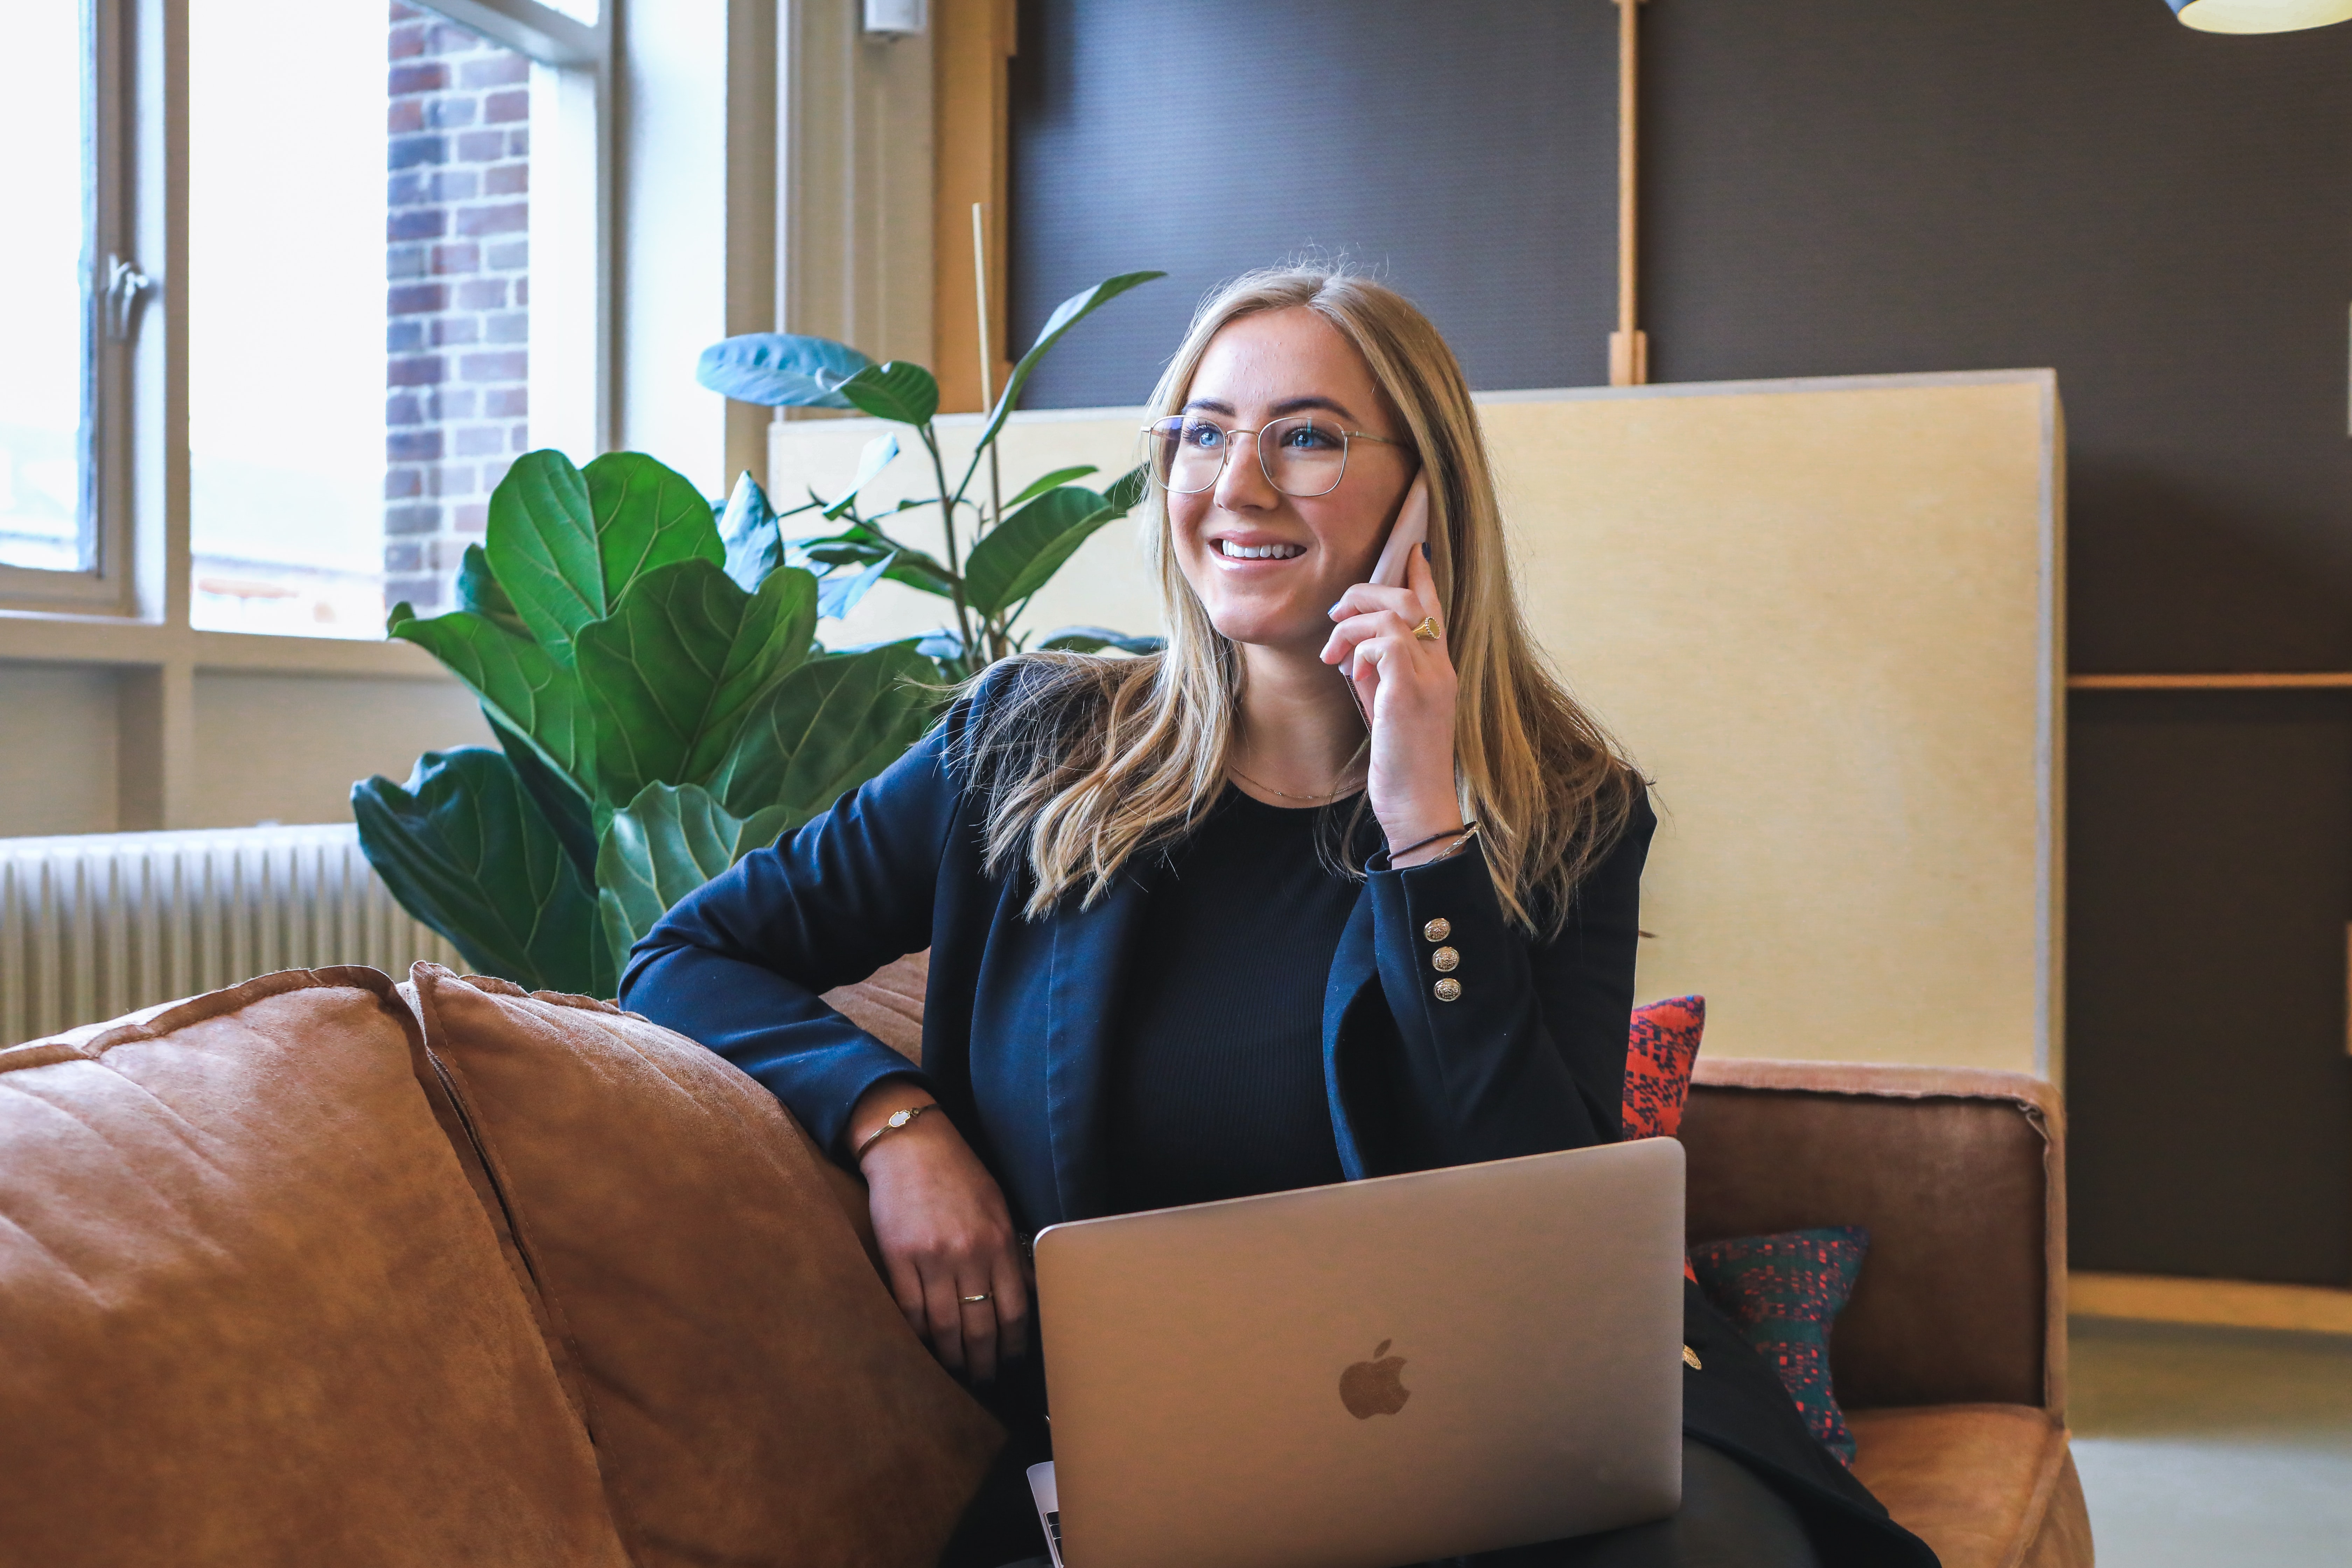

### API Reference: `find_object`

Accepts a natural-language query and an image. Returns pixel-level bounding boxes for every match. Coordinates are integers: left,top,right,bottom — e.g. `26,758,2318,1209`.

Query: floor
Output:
2067,1316,2352,1566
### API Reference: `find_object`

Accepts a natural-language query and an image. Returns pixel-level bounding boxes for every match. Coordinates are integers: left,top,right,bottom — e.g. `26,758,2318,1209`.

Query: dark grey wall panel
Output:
1007,0,1619,408
1644,0,2352,674
2067,693,2352,1284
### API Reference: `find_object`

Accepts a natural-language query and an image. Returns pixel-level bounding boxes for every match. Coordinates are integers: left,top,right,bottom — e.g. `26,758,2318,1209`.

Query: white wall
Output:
0,665,488,838
0,664,121,837
188,673,489,828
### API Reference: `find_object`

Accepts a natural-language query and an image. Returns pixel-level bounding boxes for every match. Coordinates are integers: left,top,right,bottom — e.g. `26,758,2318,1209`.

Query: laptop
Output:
1024,1136,1686,1568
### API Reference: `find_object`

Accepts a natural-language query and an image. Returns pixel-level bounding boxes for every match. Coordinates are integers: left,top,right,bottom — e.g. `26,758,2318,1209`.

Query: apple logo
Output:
1339,1340,1411,1419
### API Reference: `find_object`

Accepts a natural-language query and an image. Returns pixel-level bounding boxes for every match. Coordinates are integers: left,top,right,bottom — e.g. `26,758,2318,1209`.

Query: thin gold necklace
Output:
1226,761,1364,804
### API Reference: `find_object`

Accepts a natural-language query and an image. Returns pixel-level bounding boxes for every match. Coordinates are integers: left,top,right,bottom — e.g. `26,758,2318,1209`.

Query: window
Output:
188,0,601,637
0,0,604,637
0,0,127,600
0,1,92,575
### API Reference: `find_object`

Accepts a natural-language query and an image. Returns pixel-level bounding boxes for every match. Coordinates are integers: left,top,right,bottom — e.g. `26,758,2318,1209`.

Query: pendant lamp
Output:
2167,0,2352,31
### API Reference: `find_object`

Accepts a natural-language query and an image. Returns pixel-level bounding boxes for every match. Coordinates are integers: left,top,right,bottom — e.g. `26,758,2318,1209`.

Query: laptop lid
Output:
1033,1137,1686,1568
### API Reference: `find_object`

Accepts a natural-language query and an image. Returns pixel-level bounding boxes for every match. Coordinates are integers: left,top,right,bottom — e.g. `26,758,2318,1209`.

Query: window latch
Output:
103,255,155,343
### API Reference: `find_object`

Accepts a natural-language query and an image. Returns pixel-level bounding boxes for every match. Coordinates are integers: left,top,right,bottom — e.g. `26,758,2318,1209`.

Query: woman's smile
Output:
1209,533,1310,562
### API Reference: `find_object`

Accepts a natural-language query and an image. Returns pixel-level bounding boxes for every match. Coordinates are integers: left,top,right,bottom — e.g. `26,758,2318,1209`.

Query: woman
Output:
622,270,1934,1568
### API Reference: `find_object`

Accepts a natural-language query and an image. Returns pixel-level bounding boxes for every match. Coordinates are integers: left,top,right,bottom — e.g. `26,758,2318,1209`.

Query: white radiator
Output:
0,824,463,1049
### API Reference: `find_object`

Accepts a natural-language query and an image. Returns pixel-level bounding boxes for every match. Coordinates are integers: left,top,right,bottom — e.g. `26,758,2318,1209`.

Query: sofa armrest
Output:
1681,1059,2066,1420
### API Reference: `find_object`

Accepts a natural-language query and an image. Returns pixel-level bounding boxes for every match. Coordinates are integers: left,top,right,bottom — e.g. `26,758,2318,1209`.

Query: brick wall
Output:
384,3,530,615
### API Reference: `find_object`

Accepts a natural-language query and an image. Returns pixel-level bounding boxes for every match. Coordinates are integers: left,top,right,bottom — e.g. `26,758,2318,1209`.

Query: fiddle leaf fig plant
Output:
358,269,1170,996
698,268,1168,680
355,449,935,996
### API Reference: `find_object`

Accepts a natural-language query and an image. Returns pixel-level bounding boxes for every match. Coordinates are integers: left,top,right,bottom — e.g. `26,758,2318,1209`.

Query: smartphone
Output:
1368,473,1430,590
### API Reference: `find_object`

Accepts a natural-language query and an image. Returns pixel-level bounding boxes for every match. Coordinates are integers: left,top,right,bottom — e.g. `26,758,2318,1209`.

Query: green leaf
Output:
1005,465,1099,509
696,332,873,408
480,450,723,664
975,271,1164,453
456,543,530,639
575,559,820,805
390,608,596,789
585,451,726,610
818,551,894,620
718,471,780,592
962,466,1145,617
791,527,961,600
484,449,601,657
352,747,605,995
706,644,937,822
483,707,598,883
821,432,902,521
838,361,941,427
594,783,795,980
1038,626,1165,655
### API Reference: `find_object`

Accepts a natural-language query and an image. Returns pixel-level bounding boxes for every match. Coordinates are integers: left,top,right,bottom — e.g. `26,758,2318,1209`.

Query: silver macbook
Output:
1026,1136,1686,1568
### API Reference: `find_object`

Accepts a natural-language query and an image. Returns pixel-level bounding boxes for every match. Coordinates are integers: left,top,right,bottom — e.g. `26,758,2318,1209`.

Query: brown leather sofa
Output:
0,956,2088,1568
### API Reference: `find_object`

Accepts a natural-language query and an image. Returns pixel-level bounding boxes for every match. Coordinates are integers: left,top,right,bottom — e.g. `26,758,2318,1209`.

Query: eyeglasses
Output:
1142,414,1408,498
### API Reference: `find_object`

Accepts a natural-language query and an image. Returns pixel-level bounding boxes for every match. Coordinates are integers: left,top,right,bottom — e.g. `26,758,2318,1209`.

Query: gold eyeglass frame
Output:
1141,414,1407,498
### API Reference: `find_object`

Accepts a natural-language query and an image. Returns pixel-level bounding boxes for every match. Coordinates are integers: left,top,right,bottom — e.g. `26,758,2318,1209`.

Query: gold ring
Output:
960,1293,993,1305
1411,616,1442,641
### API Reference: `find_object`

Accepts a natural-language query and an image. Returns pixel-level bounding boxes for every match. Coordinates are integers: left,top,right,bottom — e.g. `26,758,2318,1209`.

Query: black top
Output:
1105,788,1360,1212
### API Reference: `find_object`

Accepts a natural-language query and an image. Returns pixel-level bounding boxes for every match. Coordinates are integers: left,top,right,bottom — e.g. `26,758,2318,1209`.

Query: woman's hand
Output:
1321,543,1463,860
848,1083,1029,1382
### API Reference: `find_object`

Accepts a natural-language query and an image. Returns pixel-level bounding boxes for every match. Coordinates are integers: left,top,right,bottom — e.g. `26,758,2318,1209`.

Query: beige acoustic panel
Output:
1488,374,2062,1076
771,369,2063,1074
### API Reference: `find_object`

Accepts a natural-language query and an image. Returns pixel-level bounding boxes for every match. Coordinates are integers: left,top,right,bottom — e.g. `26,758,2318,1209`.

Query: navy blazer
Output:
621,671,1934,1565
622,675,1651,1235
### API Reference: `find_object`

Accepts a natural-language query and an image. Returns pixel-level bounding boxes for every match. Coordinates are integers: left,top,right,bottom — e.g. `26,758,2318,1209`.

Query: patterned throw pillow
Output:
1622,994,1706,1140
1688,1226,1871,1466
1621,995,1706,1283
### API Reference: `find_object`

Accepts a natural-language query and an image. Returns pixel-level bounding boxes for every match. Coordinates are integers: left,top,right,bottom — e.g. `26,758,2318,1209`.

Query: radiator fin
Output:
0,825,465,1049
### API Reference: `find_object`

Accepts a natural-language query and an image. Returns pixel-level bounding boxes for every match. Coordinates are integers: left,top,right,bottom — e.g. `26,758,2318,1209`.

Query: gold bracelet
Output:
1422,821,1482,863
853,1101,936,1163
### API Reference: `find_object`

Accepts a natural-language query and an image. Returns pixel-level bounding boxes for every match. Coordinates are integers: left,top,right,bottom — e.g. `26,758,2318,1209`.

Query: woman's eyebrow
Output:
1179,394,1360,420
1270,395,1356,420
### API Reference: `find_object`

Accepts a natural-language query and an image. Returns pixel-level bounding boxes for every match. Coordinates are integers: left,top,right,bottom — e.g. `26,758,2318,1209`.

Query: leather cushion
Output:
0,968,629,1568
1848,1405,2076,1568
821,950,930,1064
405,963,1002,1568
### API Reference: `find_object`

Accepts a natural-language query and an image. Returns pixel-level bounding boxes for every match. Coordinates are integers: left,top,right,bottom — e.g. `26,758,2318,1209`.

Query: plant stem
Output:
972,197,1007,567
919,424,979,662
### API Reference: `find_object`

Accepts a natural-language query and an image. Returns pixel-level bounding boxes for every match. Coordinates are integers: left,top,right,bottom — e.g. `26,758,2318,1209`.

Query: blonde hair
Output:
958,267,1640,933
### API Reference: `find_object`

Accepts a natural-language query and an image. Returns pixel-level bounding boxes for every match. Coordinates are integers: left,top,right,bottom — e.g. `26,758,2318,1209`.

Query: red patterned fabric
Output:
1622,994,1706,1140
1688,1227,1871,1466
1620,995,1706,1283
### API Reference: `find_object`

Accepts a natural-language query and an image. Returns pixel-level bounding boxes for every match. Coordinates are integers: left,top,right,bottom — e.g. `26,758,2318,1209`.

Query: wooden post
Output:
1608,0,1649,387
933,0,1016,413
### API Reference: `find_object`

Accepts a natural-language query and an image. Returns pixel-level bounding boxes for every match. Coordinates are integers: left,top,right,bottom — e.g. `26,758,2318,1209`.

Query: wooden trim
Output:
932,0,1015,414
2072,1271,2352,1336
2067,672,2352,690
1607,0,1648,386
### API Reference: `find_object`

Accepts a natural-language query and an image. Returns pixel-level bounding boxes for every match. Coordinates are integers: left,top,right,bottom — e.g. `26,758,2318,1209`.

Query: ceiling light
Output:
2166,0,2352,33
